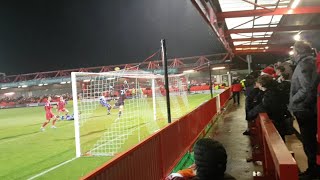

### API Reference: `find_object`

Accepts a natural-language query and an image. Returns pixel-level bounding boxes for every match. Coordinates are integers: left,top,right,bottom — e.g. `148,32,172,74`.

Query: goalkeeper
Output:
99,96,112,115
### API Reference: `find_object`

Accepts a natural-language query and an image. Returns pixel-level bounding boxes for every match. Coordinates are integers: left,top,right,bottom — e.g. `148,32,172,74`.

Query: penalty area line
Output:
27,157,77,180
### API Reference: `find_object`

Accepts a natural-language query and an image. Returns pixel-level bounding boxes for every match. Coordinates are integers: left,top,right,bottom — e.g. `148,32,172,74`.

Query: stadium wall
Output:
81,88,231,180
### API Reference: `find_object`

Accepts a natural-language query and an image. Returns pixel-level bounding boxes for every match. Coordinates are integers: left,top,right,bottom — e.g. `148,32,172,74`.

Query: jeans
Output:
293,111,318,169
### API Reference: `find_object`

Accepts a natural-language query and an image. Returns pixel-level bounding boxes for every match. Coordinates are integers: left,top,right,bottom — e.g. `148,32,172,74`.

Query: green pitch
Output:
0,93,214,180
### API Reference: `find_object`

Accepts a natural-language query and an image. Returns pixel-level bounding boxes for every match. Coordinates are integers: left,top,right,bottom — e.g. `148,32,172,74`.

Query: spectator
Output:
166,138,236,180
275,66,285,82
260,66,275,77
247,75,287,141
243,71,263,136
288,41,320,179
231,79,242,105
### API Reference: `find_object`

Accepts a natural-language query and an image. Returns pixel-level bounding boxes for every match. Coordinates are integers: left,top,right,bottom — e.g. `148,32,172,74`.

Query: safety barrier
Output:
251,113,298,180
219,88,231,108
82,89,231,180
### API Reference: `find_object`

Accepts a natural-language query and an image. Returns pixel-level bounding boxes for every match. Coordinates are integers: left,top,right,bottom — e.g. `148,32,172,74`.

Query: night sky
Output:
0,0,225,75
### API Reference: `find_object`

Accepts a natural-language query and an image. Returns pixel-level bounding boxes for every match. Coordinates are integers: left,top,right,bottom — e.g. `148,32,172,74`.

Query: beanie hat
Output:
261,67,275,76
194,138,227,179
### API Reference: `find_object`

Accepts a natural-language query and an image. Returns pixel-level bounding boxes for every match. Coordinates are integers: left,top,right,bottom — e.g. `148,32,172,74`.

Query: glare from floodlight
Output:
83,79,91,82
67,81,71,84
1,87,8,90
288,9,294,14
265,46,269,49
38,84,43,86
4,92,15,96
293,34,301,41
212,67,226,70
60,82,67,84
183,69,195,74
21,85,28,88
289,51,294,55
291,0,300,9
44,83,48,86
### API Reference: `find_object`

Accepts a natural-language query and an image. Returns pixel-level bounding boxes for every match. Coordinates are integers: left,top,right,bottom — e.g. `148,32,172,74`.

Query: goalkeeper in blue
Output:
100,96,112,115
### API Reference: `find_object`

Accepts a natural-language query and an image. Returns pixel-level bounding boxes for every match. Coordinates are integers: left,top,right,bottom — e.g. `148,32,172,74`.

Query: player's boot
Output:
107,112,111,115
51,126,57,129
40,127,45,132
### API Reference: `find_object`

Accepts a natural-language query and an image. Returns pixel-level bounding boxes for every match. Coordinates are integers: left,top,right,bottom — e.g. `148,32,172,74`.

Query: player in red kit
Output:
40,96,58,131
57,96,69,120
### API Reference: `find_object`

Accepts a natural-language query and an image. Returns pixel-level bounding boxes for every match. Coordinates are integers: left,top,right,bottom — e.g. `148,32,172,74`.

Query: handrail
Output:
254,113,299,180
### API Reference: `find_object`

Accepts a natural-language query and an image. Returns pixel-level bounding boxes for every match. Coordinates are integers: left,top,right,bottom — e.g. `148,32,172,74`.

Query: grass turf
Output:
0,93,214,180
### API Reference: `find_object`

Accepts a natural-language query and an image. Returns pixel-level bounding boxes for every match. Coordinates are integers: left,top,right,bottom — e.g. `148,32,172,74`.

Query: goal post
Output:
71,70,189,157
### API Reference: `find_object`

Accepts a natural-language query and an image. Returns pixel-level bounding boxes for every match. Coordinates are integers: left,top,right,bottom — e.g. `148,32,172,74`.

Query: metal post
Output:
71,72,81,158
208,62,213,98
161,39,172,123
247,55,252,74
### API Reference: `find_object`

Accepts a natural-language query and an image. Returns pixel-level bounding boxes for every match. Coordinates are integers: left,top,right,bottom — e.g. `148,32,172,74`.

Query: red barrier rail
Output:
252,113,299,180
219,88,231,108
82,94,222,180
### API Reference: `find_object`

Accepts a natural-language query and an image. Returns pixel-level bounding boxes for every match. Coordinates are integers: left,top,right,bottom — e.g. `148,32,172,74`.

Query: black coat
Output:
247,85,287,122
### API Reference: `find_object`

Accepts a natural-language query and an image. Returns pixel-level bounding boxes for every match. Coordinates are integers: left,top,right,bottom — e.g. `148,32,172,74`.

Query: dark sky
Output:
0,0,225,75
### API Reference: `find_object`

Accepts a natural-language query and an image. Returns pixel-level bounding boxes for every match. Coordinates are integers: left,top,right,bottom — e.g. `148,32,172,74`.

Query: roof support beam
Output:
235,47,291,54
241,0,274,12
217,6,320,21
232,37,271,42
226,25,320,34
191,0,233,55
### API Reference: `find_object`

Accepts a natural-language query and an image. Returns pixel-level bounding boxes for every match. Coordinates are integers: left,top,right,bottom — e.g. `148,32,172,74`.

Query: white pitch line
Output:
0,122,74,145
27,157,77,180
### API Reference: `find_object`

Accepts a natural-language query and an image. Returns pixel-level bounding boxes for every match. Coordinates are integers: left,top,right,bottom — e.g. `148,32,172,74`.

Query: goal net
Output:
71,70,189,157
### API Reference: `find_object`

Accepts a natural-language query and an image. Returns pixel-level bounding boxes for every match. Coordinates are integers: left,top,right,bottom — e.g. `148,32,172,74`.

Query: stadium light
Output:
4,92,14,96
38,84,43,86
289,50,294,55
67,81,71,84
183,69,195,74
265,46,269,49
43,83,48,86
83,79,91,82
1,87,8,90
21,85,28,88
293,33,301,41
60,82,67,84
107,77,115,80
18,86,21,88
212,67,225,70
291,0,300,9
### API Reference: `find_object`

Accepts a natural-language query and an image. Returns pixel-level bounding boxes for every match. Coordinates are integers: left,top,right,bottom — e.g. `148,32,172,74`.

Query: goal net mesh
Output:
72,70,188,156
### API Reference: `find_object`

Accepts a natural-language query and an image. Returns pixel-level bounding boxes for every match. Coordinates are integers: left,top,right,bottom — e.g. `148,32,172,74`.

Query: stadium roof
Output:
191,0,320,55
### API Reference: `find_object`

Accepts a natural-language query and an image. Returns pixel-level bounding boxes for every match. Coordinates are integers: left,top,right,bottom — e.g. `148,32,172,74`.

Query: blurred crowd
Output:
0,93,72,105
239,40,319,180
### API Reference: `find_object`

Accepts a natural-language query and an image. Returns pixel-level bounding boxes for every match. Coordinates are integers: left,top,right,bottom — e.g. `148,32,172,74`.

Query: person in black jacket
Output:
289,41,319,179
247,75,287,141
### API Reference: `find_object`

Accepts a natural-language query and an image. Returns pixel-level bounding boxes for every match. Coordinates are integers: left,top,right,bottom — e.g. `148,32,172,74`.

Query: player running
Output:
116,85,126,118
57,96,69,120
100,96,112,115
40,96,58,131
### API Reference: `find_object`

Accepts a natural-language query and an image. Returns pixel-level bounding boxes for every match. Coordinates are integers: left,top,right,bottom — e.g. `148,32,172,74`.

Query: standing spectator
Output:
261,66,275,77
275,66,286,82
231,79,242,105
289,41,320,179
247,75,287,141
243,71,262,135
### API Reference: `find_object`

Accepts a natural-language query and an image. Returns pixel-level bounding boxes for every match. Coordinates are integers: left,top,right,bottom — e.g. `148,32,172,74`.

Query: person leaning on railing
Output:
247,75,287,141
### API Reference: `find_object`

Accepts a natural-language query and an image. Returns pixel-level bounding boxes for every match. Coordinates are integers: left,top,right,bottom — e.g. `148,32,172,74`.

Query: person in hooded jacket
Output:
247,75,287,141
288,41,319,179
